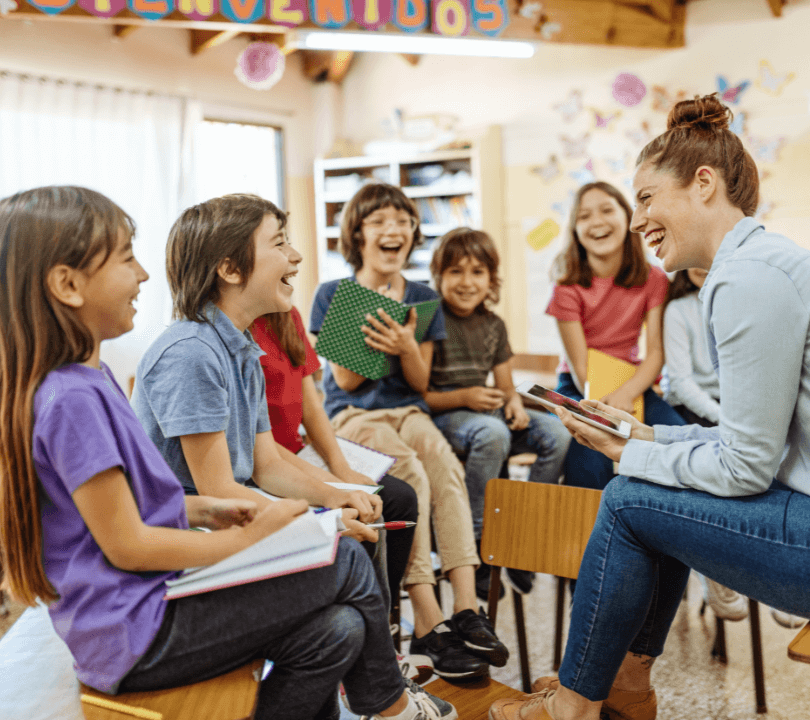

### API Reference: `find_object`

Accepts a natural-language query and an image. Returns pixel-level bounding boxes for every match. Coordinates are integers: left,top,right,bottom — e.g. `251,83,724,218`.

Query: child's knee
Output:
470,421,511,457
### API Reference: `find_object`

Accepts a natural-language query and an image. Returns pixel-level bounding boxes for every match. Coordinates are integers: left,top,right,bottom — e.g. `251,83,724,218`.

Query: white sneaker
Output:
700,577,748,621
368,681,458,720
770,608,809,629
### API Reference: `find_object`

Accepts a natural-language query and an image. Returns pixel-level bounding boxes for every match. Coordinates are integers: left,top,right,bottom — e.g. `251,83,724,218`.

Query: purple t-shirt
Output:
33,362,189,693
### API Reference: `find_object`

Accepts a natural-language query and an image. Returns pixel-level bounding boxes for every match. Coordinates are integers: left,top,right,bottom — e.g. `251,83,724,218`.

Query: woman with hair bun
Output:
489,93,810,720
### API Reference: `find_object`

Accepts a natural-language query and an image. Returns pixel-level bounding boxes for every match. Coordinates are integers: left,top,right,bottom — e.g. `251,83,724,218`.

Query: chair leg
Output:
711,615,728,663
553,576,566,672
512,590,532,693
391,593,402,653
488,566,502,627
748,599,767,714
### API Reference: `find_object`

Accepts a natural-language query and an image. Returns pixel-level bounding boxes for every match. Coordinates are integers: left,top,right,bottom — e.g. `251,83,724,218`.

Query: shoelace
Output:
408,686,442,720
520,687,556,718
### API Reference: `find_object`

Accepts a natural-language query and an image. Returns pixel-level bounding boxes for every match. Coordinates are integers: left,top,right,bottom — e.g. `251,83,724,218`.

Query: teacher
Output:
489,92,810,720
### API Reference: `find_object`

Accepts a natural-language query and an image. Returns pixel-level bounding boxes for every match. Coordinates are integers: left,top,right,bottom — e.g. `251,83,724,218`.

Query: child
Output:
424,228,571,598
0,185,455,720
546,181,684,491
252,307,419,612
310,183,508,680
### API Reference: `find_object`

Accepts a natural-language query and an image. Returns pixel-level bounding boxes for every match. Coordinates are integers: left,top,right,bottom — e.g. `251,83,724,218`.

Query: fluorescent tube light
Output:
290,30,535,58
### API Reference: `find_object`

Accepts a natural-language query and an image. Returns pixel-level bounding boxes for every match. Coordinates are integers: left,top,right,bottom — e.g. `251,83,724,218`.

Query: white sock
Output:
375,695,418,720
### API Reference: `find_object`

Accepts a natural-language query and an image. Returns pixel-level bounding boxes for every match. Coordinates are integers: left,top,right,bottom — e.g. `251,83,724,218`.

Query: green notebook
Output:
314,279,441,380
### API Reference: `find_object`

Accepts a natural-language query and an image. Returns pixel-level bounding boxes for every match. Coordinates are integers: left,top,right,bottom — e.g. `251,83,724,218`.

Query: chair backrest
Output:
480,478,602,580
788,621,810,663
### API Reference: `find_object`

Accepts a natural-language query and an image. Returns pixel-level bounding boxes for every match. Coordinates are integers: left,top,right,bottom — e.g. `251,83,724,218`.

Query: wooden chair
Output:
423,677,524,720
788,621,810,663
481,478,602,693
80,660,263,720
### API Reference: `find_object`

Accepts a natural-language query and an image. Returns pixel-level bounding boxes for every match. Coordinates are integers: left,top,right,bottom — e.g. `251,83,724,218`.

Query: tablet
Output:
516,380,632,439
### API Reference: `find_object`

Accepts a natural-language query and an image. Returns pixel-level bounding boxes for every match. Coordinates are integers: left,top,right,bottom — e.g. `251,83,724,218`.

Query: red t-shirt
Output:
251,307,321,454
546,265,668,373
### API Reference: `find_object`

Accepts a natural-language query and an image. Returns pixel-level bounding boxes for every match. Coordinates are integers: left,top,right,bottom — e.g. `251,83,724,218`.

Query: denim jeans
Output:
556,373,686,491
559,476,810,701
432,407,571,538
120,538,404,720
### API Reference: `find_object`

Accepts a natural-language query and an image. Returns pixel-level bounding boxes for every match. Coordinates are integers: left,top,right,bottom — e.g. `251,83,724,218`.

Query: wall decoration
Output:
755,200,774,221
431,0,471,37
526,218,560,251
351,0,392,29
470,0,509,37
552,190,575,220
234,42,285,90
554,90,583,123
0,0,17,13
651,85,687,113
757,59,795,96
559,132,589,158
612,73,646,107
569,159,595,185
716,75,750,105
747,135,786,163
591,108,620,130
606,154,628,174
517,0,541,20
729,110,745,137
540,21,561,40
625,121,651,146
530,155,561,183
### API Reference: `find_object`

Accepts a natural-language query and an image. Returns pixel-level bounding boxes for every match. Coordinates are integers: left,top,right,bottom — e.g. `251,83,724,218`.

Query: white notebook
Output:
164,509,342,600
297,437,395,484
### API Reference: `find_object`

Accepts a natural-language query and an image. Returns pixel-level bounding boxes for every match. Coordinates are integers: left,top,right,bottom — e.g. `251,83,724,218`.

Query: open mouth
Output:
281,271,297,287
380,243,403,254
646,229,665,253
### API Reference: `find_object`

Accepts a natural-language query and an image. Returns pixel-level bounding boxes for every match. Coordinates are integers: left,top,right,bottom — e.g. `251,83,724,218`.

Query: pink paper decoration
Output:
235,42,286,91
612,73,646,107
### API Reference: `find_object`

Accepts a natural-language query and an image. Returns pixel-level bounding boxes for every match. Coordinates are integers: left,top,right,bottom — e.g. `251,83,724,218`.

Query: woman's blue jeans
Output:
432,407,570,539
556,373,686,491
559,476,810,701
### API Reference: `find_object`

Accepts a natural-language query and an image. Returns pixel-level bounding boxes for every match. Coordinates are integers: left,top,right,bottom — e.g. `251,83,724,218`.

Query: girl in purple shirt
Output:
0,186,454,720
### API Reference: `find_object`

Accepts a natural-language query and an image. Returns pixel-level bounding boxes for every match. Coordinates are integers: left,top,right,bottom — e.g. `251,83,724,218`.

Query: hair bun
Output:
667,93,731,132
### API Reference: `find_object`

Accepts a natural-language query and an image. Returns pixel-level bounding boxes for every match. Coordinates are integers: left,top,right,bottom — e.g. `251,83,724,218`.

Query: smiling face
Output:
574,188,629,266
244,213,302,316
631,162,706,272
75,228,149,343
440,255,492,317
357,204,416,280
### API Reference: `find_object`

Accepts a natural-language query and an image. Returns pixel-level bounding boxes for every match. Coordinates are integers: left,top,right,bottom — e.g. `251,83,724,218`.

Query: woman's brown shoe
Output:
529,677,657,720
489,688,555,720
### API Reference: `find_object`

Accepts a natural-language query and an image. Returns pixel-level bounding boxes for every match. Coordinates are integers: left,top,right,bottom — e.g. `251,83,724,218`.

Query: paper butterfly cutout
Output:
0,0,17,15
651,85,687,113
559,133,590,158
554,90,583,123
552,190,575,220
540,22,562,40
569,161,596,186
531,155,561,183
606,155,628,174
757,60,795,96
625,121,651,146
717,76,750,105
519,0,543,20
729,111,746,137
591,108,620,130
755,200,774,221
747,135,785,164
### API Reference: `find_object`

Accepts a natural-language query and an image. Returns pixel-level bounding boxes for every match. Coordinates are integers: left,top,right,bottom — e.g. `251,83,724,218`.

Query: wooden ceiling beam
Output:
301,49,355,83
618,0,675,23
112,24,139,39
189,29,241,55
400,53,421,66
766,0,785,16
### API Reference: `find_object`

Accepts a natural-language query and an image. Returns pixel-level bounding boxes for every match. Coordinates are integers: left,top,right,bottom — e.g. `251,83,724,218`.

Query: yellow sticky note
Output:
527,219,559,251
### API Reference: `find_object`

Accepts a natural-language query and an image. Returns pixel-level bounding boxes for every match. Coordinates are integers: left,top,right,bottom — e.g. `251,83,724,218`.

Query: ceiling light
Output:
289,30,535,58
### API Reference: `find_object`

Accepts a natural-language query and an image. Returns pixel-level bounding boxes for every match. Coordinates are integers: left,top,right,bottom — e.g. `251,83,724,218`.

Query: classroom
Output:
1,0,810,718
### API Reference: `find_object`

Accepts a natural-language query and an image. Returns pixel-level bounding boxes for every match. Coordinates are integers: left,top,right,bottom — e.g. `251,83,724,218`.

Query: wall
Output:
337,0,810,354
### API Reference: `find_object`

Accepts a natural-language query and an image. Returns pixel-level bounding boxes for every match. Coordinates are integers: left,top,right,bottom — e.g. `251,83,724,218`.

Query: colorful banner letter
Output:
28,0,74,14
471,0,505,36
393,0,427,31
351,0,391,30
431,0,469,36
268,0,306,26
78,0,125,16
177,0,216,19
221,0,263,22
128,0,170,19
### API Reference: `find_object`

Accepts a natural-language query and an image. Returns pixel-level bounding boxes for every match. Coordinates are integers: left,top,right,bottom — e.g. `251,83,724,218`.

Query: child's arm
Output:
556,319,589,393
602,304,666,413
72,466,308,572
492,360,530,431
423,387,506,413
300,374,373,486
184,495,257,530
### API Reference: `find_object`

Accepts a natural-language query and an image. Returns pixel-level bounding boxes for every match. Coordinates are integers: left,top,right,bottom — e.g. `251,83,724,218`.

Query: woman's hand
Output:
503,394,530,430
340,508,380,543
195,497,258,530
362,308,419,357
464,386,506,411
242,498,309,545
600,388,638,415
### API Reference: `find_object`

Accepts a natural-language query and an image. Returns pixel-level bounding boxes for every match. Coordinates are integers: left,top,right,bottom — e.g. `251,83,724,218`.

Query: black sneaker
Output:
451,608,509,667
476,561,504,602
408,622,489,679
505,567,535,595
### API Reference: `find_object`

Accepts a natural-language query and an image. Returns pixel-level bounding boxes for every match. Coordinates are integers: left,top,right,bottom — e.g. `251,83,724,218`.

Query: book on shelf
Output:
164,509,342,599
297,436,395,484
314,279,440,380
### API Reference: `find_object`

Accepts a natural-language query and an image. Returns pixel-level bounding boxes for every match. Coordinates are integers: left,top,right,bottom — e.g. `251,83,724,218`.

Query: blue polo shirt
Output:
131,303,271,494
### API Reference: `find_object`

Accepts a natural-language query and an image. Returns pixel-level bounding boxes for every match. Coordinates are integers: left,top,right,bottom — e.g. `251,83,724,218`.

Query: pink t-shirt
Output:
546,266,668,374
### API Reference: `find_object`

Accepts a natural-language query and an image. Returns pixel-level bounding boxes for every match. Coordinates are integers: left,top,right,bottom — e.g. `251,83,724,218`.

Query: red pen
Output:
365,521,416,530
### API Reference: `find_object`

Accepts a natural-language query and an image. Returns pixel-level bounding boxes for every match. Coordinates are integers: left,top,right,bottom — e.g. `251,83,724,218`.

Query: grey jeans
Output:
119,538,404,719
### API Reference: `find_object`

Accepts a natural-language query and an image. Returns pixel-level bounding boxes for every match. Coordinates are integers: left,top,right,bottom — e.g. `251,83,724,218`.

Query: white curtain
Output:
0,72,190,389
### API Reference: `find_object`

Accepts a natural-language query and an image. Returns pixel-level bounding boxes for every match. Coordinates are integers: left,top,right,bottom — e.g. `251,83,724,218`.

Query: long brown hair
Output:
551,181,649,289
665,269,700,309
339,183,423,273
0,186,134,605
637,93,759,217
167,194,287,322
430,227,502,311
257,312,306,367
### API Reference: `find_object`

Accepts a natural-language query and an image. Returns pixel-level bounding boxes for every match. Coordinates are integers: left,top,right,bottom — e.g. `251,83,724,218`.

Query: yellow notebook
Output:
584,348,644,423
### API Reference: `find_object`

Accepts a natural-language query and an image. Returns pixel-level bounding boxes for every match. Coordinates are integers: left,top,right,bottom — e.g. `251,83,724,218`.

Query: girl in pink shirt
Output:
546,181,684,490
